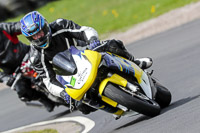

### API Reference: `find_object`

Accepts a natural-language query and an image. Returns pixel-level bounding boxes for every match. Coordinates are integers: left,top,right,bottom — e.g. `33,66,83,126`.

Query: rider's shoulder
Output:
50,19,70,26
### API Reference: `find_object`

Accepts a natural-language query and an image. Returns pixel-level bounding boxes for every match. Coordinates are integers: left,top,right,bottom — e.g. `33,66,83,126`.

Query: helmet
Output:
20,11,51,49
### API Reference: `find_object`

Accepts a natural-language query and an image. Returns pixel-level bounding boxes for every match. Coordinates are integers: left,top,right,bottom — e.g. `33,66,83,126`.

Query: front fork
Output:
97,73,140,116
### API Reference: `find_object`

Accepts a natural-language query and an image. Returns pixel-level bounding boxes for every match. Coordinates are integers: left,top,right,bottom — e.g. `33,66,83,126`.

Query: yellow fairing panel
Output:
99,74,128,107
65,50,102,101
131,63,143,84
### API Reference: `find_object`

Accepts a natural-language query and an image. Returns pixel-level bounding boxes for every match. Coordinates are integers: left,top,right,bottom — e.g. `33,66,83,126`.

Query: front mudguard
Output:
99,74,128,107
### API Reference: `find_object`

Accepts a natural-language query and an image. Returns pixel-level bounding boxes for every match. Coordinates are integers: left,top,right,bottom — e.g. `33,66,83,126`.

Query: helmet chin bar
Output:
32,40,49,49
31,29,51,49
39,43,49,49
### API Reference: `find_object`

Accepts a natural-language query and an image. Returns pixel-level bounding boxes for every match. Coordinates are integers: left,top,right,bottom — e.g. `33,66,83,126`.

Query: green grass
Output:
7,0,200,43
20,129,58,133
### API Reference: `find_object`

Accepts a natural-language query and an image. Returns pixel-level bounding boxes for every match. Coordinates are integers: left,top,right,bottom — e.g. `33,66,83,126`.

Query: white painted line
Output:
2,116,95,133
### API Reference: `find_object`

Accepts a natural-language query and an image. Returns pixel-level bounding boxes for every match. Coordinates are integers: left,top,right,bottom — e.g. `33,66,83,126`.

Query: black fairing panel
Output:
52,50,77,76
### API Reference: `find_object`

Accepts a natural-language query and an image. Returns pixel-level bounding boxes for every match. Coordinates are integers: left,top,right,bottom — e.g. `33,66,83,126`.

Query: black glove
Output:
60,90,70,104
89,40,101,50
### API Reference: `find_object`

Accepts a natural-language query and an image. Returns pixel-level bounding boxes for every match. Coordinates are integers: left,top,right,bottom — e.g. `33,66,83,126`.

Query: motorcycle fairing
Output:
60,47,152,101
63,48,102,101
102,52,153,99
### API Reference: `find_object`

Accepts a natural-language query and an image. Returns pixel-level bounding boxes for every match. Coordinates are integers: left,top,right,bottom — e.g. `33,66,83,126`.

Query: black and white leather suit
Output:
29,18,99,97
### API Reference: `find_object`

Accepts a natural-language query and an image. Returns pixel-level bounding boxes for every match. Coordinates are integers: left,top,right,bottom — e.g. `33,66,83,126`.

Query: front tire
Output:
104,83,161,117
154,81,171,108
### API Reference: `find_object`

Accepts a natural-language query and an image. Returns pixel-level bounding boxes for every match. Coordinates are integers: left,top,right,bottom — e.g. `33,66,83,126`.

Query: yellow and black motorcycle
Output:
53,46,171,118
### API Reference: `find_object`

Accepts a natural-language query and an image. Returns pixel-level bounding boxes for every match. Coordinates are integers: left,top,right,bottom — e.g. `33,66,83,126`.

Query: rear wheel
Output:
154,81,171,108
104,83,161,117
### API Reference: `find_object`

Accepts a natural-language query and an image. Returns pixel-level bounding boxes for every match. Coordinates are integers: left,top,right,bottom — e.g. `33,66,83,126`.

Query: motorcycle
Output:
6,61,69,110
53,46,171,118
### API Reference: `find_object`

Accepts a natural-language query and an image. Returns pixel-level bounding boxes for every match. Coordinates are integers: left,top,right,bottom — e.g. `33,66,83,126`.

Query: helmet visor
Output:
27,23,50,48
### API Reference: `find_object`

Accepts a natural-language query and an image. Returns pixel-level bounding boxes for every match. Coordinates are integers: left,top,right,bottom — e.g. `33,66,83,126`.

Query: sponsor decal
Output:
77,68,88,84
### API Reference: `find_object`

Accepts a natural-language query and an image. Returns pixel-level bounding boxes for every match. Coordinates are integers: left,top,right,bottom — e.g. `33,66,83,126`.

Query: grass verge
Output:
20,129,58,133
6,0,200,44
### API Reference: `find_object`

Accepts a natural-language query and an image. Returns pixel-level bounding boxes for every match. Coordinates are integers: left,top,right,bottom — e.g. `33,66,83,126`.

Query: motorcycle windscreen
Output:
62,47,102,100
52,49,77,76
63,52,92,89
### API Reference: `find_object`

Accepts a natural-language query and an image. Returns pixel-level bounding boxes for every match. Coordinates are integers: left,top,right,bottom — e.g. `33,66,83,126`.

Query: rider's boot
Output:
103,39,153,69
114,47,153,69
39,97,55,112
120,51,153,69
134,57,153,69
112,40,153,69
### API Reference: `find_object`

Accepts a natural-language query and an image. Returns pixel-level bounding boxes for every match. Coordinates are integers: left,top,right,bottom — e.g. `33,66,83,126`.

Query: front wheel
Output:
103,83,161,117
154,81,172,108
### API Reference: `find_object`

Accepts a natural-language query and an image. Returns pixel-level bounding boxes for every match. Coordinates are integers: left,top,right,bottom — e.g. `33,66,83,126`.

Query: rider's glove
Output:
20,60,36,77
20,60,31,73
60,90,70,104
89,40,101,50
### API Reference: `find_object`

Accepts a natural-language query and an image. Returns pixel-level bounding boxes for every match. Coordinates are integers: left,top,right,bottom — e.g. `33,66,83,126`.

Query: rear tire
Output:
104,83,161,117
154,81,171,108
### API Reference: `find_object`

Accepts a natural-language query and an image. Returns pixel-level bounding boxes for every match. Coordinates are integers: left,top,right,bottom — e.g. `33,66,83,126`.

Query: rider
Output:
20,11,153,114
0,22,55,112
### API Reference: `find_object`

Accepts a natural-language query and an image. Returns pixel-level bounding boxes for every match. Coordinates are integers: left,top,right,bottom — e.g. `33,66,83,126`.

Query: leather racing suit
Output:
29,18,99,97
0,22,55,112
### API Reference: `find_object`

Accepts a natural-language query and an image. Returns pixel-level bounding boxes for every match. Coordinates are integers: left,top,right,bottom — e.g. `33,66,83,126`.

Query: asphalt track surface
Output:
1,18,200,133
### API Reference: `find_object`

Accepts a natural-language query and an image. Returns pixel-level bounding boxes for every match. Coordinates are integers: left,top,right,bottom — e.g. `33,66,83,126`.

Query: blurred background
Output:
1,0,199,43
0,0,55,21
